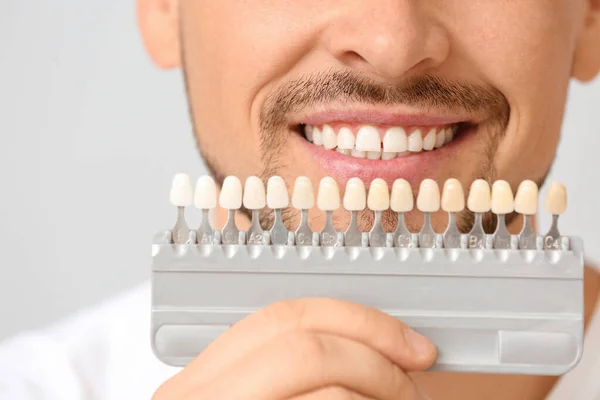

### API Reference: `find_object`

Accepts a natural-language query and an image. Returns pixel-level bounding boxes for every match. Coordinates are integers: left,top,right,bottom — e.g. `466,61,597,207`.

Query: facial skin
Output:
139,0,599,236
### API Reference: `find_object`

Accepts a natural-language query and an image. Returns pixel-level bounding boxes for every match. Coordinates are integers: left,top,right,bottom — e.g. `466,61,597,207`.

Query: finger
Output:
195,331,423,400
185,298,436,384
288,386,375,400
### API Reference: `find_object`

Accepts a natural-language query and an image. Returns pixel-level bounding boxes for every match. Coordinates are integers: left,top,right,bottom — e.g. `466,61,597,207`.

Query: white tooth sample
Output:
219,175,243,209
304,125,314,142
312,127,323,145
337,127,355,149
467,179,491,213
355,125,381,152
170,173,193,207
367,151,382,160
382,152,396,160
417,179,440,212
266,176,289,209
545,182,567,215
194,175,217,209
423,129,437,151
343,178,366,211
317,177,340,211
434,129,445,148
383,127,408,152
292,176,315,209
408,130,424,152
242,176,266,210
514,180,538,215
491,180,514,215
367,178,390,211
351,149,367,159
444,128,454,144
322,124,337,149
441,178,465,212
390,179,413,212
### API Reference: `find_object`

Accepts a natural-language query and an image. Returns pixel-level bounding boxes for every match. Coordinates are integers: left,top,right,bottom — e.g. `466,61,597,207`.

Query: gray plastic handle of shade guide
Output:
150,232,584,375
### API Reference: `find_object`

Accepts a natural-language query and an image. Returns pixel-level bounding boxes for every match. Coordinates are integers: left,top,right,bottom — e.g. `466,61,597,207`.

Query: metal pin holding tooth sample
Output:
317,177,341,247
343,178,366,247
243,176,266,245
441,178,464,248
416,179,440,248
514,180,538,249
218,176,243,244
390,179,414,248
291,176,315,246
193,175,217,244
543,182,567,250
169,173,193,244
367,179,390,247
266,176,290,245
491,180,514,249
467,179,491,249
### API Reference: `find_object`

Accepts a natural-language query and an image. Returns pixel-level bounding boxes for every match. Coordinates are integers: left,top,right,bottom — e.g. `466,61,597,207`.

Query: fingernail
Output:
404,328,435,357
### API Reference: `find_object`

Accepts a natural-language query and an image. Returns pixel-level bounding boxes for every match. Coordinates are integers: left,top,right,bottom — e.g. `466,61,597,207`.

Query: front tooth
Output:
545,182,567,215
417,179,440,212
491,180,514,215
467,179,491,213
304,125,314,142
408,130,423,152
423,129,436,151
441,178,465,212
383,127,407,152
343,178,366,211
390,179,413,212
351,149,366,158
266,176,289,209
322,124,337,149
292,176,315,210
444,128,453,144
337,127,355,149
367,178,390,211
514,180,538,215
355,125,381,152
312,127,323,145
170,173,193,207
381,152,396,160
219,176,243,210
317,177,340,211
367,151,381,160
336,148,350,155
243,176,266,210
434,129,445,148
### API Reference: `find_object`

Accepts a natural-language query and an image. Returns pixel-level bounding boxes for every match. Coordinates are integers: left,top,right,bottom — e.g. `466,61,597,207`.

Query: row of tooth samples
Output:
304,124,457,160
169,174,568,250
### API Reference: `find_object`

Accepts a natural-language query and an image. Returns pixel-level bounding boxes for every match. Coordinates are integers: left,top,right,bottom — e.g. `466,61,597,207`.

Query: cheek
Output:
447,2,580,178
180,1,329,177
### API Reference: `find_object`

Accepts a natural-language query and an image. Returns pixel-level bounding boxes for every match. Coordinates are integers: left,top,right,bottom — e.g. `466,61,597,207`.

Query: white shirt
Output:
0,281,598,400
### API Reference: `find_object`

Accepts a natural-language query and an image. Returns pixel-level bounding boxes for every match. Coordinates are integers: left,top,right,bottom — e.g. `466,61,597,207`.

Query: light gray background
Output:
0,2,598,339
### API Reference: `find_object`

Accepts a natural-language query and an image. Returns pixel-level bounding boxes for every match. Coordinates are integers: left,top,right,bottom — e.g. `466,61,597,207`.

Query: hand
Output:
153,298,437,399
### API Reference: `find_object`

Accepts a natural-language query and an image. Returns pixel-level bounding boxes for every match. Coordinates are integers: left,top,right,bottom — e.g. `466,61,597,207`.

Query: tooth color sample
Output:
194,175,217,209
390,179,414,212
417,179,440,212
545,182,567,215
367,178,390,211
491,180,514,215
317,177,341,211
219,176,243,209
344,178,367,211
243,176,266,210
292,176,315,209
266,176,289,209
170,173,193,207
514,180,538,215
441,178,465,212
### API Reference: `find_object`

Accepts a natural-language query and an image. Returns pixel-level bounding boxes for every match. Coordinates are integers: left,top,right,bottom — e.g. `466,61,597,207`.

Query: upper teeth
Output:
305,124,457,160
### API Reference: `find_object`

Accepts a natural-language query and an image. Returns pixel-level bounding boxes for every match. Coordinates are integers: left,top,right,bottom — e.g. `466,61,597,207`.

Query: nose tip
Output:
323,6,450,81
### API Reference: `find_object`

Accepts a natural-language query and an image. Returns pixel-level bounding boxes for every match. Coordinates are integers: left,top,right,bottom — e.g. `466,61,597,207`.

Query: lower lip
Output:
294,126,475,186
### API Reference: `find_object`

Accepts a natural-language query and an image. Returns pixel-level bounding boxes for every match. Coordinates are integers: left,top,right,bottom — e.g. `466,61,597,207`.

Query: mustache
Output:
260,69,510,133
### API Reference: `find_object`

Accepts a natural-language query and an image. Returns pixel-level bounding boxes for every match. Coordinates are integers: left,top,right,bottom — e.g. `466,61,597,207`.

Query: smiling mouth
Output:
296,122,473,160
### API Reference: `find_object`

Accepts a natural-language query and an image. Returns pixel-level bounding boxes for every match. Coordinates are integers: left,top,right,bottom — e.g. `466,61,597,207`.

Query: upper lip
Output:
289,106,473,127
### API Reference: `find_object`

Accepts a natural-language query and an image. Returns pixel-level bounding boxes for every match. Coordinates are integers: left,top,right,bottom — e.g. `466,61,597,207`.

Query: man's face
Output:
140,0,600,232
